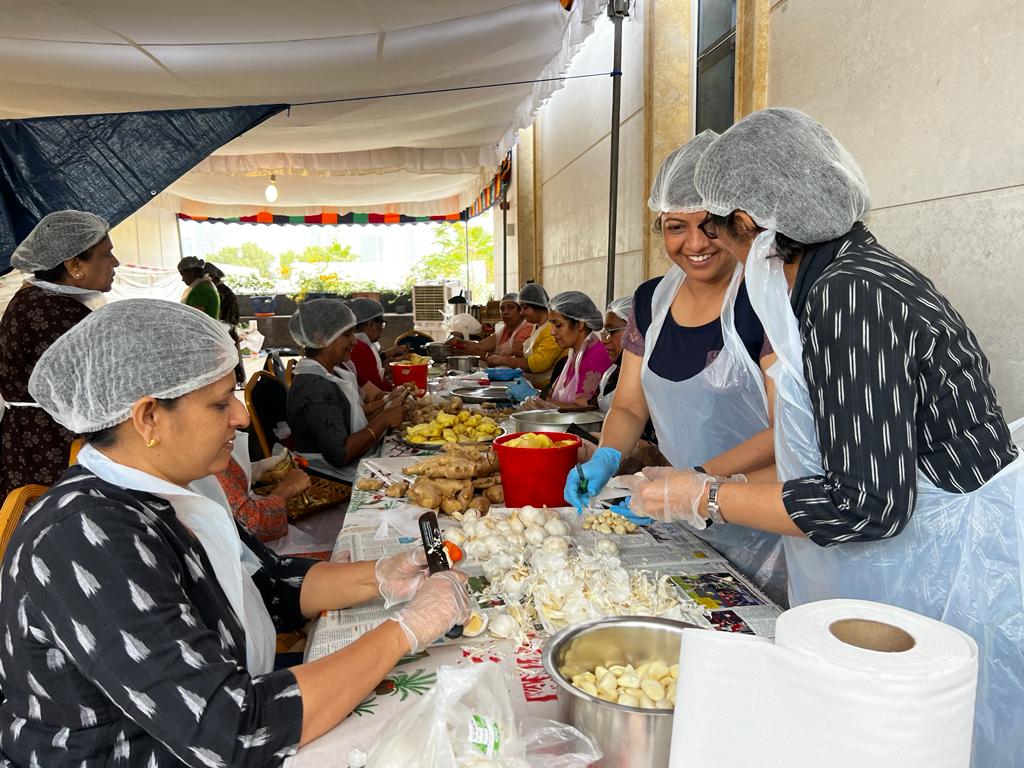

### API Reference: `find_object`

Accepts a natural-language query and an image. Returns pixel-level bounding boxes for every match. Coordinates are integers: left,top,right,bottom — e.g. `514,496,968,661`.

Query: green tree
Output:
297,242,358,264
411,222,494,300
209,242,275,277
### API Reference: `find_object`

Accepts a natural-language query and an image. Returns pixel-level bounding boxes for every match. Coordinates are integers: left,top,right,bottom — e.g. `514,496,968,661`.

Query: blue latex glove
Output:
563,447,622,513
506,377,540,403
609,498,654,526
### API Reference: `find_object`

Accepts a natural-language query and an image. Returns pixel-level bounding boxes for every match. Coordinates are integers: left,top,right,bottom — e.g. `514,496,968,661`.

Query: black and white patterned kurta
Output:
781,224,1018,545
0,466,316,767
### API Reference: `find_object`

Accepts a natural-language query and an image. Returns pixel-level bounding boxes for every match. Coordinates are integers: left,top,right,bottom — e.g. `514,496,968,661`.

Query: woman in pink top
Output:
542,290,612,406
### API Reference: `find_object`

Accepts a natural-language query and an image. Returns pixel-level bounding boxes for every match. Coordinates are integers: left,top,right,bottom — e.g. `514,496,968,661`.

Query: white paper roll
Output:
668,599,978,768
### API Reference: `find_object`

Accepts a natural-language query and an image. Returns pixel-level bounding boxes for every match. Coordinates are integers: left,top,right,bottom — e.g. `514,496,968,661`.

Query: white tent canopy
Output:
0,0,604,217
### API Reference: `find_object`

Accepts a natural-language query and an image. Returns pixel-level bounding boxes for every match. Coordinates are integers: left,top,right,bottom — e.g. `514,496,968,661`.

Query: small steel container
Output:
446,355,481,373
511,408,604,434
542,616,700,767
424,342,453,364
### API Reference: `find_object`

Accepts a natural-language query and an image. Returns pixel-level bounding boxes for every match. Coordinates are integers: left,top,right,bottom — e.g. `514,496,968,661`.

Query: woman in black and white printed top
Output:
622,108,1023,768
0,300,471,767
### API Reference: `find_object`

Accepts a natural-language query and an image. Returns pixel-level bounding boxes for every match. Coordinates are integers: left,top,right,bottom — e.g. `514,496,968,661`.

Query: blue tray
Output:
485,368,524,381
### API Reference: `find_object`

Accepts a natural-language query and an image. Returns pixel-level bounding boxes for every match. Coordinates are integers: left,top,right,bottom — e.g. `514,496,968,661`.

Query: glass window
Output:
696,0,737,134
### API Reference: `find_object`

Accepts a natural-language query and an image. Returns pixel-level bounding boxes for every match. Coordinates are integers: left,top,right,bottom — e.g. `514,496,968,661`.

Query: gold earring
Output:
146,438,158,448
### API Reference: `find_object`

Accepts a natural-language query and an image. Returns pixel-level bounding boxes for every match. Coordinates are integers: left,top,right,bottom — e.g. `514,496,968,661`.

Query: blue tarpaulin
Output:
0,104,286,274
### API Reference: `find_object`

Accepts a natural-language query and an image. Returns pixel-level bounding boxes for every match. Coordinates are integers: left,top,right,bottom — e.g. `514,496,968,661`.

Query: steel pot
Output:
424,341,452,364
511,408,604,434
542,615,701,767
446,355,481,373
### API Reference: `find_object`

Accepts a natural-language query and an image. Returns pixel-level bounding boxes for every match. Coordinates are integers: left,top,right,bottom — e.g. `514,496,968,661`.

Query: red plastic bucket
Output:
493,431,581,508
390,362,428,392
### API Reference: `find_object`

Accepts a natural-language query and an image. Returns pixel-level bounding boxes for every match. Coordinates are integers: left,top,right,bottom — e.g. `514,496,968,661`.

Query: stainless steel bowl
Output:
511,408,604,434
542,615,701,767
424,342,452,364
446,355,481,373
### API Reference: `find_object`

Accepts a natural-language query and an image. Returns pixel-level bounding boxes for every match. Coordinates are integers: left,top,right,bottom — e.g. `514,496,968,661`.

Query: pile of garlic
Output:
569,660,678,709
581,509,637,535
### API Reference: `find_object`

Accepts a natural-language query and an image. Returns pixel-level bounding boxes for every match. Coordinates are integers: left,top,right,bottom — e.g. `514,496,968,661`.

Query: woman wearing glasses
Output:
565,131,785,601
594,296,632,413
626,109,1023,767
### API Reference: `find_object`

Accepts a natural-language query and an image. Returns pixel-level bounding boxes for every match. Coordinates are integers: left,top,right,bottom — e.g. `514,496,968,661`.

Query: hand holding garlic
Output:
389,570,473,652
375,547,429,607
620,467,713,529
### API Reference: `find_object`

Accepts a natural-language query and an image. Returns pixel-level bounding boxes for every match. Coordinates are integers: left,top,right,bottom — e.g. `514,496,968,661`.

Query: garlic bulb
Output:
518,506,545,526
542,535,569,553
482,534,505,555
544,517,570,537
594,537,619,556
507,516,526,533
488,612,518,639
444,528,467,547
523,525,547,546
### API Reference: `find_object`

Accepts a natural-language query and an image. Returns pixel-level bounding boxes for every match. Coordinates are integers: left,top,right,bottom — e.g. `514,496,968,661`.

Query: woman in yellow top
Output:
486,282,565,388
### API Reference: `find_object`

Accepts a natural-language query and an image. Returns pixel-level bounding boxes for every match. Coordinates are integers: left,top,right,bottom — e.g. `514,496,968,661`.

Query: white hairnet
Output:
518,283,549,308
647,130,718,214
28,299,238,434
695,108,871,243
499,292,519,304
290,299,357,349
348,297,385,325
606,296,634,322
11,210,109,273
549,291,603,331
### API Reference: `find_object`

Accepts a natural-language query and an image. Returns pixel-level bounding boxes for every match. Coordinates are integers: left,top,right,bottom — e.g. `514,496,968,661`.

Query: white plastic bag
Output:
365,662,599,768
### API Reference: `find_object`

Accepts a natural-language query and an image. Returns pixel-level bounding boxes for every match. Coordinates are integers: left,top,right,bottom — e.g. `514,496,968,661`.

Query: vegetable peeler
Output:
418,511,463,639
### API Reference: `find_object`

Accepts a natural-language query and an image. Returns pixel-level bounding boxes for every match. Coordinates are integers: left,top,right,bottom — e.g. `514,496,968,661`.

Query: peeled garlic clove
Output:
597,523,612,534
635,663,651,679
648,661,670,680
669,664,679,680
617,693,639,707
641,679,665,702
608,665,627,677
639,694,656,709
577,680,598,697
462,612,489,637
594,665,610,680
488,612,518,639
597,672,618,694
617,673,640,689
544,517,570,537
613,525,626,535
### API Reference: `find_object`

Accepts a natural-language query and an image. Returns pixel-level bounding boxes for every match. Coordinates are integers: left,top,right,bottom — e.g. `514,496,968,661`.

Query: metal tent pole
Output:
501,194,509,295
605,0,631,306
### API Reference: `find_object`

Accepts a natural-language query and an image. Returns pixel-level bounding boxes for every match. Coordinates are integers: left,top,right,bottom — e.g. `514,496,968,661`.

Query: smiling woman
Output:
0,299,472,764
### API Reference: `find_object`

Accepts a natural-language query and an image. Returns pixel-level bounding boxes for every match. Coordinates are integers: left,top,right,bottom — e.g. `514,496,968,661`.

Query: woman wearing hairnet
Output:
0,300,471,764
0,210,118,498
630,108,1023,767
564,133,785,601
456,292,534,357
487,282,566,388
287,299,404,481
347,297,409,392
594,296,633,413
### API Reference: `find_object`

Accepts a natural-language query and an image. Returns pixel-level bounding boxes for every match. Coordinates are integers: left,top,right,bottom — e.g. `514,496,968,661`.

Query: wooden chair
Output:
69,438,83,466
0,485,47,558
285,358,296,386
244,370,289,459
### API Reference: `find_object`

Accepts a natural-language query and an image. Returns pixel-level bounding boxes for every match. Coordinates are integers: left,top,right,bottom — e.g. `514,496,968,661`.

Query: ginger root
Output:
484,485,504,504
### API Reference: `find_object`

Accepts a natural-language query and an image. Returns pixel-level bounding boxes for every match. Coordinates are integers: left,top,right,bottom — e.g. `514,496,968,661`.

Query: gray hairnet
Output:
177,256,206,271
499,292,519,305
10,210,109,273
348,297,385,325
549,291,603,331
290,299,357,349
518,283,549,308
28,299,238,434
606,296,634,322
694,108,871,243
647,130,718,214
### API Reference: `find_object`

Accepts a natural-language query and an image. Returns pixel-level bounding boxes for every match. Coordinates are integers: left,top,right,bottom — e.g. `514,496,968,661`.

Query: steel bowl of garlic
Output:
542,615,701,768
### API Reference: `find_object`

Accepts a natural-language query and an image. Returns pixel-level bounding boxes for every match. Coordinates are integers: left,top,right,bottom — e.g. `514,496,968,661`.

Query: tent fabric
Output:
0,104,286,273
0,0,604,219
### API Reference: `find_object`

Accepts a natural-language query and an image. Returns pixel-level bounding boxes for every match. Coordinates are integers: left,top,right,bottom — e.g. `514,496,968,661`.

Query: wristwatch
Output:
705,481,725,525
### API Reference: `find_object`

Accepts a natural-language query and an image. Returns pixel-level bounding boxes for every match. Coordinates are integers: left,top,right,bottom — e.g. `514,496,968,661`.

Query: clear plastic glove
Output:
375,547,429,607
389,571,473,652
563,447,622,513
619,467,713,529
507,377,540,403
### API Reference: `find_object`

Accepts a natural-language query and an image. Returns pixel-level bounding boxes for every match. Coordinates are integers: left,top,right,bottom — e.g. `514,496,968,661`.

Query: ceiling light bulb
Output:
264,174,278,203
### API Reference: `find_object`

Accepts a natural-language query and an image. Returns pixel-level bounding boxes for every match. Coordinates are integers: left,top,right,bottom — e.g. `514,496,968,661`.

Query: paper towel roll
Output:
668,599,978,768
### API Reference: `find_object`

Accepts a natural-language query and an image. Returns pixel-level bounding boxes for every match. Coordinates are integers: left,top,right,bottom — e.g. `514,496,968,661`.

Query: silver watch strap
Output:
706,481,725,525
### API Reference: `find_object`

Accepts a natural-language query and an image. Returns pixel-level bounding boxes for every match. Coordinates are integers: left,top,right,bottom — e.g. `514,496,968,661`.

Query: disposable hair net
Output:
518,283,549,308
607,296,634,322
647,130,719,214
348,297,385,325
177,256,205,271
10,210,109,273
499,292,519,304
290,298,357,349
694,108,871,244
549,291,603,331
28,299,238,434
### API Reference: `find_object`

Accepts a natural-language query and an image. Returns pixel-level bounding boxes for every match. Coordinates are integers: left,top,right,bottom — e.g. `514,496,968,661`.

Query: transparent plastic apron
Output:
640,261,787,602
745,229,1024,768
292,358,368,482
494,319,526,356
597,364,617,413
550,332,600,403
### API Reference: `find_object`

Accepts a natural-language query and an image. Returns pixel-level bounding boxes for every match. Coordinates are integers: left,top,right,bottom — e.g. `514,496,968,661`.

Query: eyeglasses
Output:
698,213,722,240
597,326,626,340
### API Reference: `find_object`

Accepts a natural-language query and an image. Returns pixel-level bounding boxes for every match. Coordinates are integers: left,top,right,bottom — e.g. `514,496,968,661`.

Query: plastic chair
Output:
394,330,434,353
0,484,47,558
69,438,83,466
245,370,289,459
265,349,288,383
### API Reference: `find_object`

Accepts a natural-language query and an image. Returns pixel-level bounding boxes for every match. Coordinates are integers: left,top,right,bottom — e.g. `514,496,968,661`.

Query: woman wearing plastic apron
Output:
631,109,1023,768
487,282,565,388
565,132,785,602
286,299,404,482
595,296,633,413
